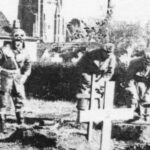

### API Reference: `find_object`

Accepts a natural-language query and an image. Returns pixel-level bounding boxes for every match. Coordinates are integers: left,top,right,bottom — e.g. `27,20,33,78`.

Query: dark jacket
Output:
77,48,109,75
0,45,31,82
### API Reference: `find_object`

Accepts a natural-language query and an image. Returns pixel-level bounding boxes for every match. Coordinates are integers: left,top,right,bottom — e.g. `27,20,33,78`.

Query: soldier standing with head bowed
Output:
0,20,31,132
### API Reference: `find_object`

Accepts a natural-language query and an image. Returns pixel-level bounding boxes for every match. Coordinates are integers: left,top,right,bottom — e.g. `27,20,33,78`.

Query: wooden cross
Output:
77,77,135,150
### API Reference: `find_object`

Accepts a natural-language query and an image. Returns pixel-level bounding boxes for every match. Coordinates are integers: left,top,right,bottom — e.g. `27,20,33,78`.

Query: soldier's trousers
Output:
0,74,25,113
126,80,150,105
77,73,106,109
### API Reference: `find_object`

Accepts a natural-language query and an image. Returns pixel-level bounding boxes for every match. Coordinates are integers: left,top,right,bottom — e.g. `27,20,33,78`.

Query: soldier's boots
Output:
142,102,150,121
16,112,30,130
0,114,7,133
132,102,150,121
16,111,29,129
16,111,30,129
16,111,24,125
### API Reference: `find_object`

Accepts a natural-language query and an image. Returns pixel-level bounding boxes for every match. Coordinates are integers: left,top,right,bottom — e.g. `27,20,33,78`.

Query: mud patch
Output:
0,128,57,149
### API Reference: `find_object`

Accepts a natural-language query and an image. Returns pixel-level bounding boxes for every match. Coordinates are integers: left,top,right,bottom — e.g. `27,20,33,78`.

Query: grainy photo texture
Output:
0,0,150,150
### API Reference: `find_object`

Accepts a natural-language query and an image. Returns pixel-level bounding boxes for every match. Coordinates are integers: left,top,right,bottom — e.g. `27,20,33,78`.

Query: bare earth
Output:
0,99,149,150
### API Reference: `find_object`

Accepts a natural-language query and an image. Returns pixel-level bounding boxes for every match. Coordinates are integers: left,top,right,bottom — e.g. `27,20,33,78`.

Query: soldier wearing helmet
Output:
76,43,116,108
100,43,116,80
0,21,31,131
126,48,150,119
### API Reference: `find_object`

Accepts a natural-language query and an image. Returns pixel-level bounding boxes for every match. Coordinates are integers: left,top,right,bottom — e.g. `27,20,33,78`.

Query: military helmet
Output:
12,29,26,41
104,43,115,53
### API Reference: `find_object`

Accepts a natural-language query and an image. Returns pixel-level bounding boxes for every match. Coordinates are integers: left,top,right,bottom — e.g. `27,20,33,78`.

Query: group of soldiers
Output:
0,21,150,133
77,40,150,119
126,50,150,117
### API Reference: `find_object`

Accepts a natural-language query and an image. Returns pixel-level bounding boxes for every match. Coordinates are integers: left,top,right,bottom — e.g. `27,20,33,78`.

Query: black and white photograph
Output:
0,0,150,149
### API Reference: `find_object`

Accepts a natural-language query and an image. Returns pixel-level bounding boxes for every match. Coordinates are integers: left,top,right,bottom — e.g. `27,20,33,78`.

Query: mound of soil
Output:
0,100,150,150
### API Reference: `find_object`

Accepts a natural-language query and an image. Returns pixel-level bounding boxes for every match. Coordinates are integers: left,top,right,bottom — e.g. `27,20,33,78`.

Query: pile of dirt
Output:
0,100,150,150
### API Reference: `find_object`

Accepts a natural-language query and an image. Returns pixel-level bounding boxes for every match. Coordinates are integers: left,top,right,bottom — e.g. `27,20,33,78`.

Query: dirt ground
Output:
0,99,150,150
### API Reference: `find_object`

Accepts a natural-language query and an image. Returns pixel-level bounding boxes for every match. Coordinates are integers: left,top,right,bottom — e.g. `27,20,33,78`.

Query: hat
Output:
12,28,26,41
104,43,115,53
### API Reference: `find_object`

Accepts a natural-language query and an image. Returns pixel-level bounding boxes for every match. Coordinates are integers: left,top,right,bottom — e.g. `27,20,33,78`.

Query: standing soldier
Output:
94,43,116,108
126,50,150,119
0,27,31,131
98,43,116,81
76,43,116,109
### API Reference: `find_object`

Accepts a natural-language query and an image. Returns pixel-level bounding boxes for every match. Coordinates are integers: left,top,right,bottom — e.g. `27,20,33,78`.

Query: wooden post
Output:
77,81,135,150
100,81,115,150
87,74,96,141
89,74,96,109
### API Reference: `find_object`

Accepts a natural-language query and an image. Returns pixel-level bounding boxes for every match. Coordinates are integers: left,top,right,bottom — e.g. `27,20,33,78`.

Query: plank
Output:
87,74,95,141
78,108,134,122
100,81,115,150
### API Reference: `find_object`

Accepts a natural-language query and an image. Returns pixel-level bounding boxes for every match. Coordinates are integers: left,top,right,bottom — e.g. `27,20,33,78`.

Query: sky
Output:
0,0,19,24
113,0,150,25
1,0,150,26
62,0,107,20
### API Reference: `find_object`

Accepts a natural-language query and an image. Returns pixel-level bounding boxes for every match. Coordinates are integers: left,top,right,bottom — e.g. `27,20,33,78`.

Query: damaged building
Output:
18,0,66,43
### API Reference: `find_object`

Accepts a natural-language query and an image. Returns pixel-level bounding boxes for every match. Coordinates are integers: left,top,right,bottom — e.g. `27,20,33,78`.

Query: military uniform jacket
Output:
127,56,150,85
0,45,31,83
99,54,116,80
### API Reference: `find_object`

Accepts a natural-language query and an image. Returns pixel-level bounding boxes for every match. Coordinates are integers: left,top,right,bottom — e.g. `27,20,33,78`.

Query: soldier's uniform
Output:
98,44,116,81
126,52,150,116
77,43,116,108
76,45,109,98
0,28,31,128
94,43,116,108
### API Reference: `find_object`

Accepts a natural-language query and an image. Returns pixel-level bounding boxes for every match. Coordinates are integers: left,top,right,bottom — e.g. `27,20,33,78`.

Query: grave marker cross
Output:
78,77,134,150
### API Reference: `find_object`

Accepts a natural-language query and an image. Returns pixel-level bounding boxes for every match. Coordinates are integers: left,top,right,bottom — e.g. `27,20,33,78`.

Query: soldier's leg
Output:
12,83,25,125
76,73,91,110
95,78,105,108
136,82,147,116
0,92,8,132
0,76,13,132
126,80,139,111
142,85,150,104
142,85,150,119
77,73,91,97
81,73,91,94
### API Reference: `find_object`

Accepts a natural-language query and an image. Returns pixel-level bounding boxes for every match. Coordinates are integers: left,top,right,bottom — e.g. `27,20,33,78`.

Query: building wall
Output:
18,0,65,43
18,0,38,37
54,0,65,42
43,0,57,42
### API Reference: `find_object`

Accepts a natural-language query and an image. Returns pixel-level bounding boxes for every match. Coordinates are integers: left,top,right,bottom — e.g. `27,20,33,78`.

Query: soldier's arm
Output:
102,56,116,80
134,75,148,83
107,60,116,80
21,54,32,83
0,48,4,65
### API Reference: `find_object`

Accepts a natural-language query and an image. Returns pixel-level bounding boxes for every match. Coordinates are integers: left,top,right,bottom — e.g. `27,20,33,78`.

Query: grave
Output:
77,74,140,150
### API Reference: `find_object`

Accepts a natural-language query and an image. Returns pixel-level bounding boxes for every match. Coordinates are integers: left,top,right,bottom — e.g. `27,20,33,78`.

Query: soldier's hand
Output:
14,73,24,83
20,76,27,84
0,51,3,59
104,43,115,53
15,76,26,84
15,74,21,82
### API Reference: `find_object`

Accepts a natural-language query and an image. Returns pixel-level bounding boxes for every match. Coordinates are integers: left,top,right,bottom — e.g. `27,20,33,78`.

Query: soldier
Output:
0,28,31,131
76,43,116,109
98,43,116,81
126,50,150,118
95,43,116,108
